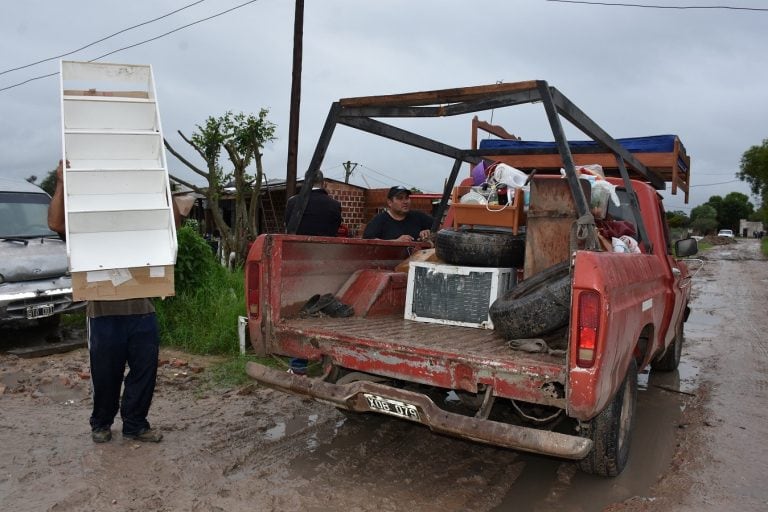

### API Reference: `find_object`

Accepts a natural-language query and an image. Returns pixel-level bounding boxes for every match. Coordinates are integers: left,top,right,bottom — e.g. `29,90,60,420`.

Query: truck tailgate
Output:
269,314,567,405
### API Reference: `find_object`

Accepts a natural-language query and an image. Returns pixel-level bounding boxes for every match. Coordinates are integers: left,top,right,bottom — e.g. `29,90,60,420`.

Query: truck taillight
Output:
576,291,600,368
246,263,260,317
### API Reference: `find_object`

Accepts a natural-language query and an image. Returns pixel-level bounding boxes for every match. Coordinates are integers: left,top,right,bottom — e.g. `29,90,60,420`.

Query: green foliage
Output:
174,225,216,294
191,116,228,198
669,227,689,241
666,210,690,229
738,138,768,199
690,203,717,221
207,355,282,388
717,192,754,233
690,204,717,235
155,225,244,355
191,116,227,170
38,168,58,196
154,264,244,355
691,216,718,236
691,194,754,234
61,310,86,329
222,109,276,175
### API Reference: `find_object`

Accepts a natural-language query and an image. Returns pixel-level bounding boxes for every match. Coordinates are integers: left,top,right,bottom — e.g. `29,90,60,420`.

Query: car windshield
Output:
0,191,58,238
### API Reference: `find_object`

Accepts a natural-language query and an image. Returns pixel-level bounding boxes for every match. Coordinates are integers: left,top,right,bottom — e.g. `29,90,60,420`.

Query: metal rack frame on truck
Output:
253,80,698,477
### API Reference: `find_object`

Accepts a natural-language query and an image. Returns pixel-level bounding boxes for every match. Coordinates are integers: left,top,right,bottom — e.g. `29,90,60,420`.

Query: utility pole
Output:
343,160,358,184
285,0,304,199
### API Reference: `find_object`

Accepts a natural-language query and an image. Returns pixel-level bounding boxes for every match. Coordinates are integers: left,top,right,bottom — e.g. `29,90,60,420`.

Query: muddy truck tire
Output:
435,228,525,268
578,358,638,477
651,320,684,371
489,261,571,339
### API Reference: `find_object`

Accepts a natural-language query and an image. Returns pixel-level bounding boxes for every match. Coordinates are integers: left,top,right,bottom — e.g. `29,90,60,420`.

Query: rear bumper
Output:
246,362,592,460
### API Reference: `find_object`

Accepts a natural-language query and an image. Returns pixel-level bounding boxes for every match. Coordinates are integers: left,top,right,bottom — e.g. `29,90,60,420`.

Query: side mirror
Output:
675,237,698,258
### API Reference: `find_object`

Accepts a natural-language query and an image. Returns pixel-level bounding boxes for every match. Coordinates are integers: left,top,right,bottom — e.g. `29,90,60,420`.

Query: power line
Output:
0,0,208,77
690,179,742,187
0,0,261,93
546,1,768,11
357,164,422,191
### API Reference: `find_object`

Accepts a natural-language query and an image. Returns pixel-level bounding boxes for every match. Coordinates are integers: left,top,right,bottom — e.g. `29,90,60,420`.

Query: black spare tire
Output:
435,228,525,268
490,261,571,340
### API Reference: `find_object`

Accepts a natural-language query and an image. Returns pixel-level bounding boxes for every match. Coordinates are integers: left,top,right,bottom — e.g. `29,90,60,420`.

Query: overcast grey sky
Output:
1,0,766,213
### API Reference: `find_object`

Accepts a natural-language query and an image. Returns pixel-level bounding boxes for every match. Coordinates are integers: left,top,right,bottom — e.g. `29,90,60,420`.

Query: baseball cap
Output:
387,185,411,199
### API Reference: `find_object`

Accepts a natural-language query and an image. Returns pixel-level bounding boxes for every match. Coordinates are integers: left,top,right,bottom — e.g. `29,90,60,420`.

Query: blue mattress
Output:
479,134,678,153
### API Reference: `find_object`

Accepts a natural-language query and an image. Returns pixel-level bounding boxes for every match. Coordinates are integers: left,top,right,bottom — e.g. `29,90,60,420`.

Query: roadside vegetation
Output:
152,223,282,385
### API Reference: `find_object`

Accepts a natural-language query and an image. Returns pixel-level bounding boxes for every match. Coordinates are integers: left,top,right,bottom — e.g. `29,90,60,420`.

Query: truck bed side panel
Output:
568,251,668,419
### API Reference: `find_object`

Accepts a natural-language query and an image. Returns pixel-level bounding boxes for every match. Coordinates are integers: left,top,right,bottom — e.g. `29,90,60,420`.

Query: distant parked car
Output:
717,229,735,238
0,177,84,326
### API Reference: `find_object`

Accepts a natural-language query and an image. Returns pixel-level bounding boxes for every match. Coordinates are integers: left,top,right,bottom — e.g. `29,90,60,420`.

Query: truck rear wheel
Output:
435,228,525,268
578,358,638,477
489,261,570,339
651,321,683,371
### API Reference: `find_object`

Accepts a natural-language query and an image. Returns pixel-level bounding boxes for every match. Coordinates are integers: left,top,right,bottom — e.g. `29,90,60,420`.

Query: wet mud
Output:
0,239,766,511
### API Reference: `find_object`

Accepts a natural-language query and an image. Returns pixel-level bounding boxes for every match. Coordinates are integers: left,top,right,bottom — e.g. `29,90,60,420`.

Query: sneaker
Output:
91,429,112,443
123,428,163,443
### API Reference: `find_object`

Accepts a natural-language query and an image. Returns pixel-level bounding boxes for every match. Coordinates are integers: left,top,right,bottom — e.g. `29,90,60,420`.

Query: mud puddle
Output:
492,367,691,511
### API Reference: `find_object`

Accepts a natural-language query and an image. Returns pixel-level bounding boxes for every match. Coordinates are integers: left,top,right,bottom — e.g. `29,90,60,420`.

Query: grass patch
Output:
762,238,768,257
154,264,245,355
206,354,284,388
61,310,86,329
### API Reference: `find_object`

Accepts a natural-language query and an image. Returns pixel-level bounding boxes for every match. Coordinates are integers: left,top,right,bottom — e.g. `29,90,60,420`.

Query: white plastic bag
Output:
619,235,641,253
577,164,605,179
460,189,487,205
492,163,528,188
590,179,620,219
611,237,629,253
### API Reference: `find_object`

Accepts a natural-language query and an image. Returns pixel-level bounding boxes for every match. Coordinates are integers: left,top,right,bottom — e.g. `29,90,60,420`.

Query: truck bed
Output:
271,314,568,403
248,235,568,404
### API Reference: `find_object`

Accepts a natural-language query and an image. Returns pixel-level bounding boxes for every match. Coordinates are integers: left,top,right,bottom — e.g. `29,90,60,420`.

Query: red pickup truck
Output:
244,81,698,476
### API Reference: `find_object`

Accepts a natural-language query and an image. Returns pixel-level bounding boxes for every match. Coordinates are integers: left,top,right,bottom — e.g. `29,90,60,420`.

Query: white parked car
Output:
0,177,84,326
717,229,735,238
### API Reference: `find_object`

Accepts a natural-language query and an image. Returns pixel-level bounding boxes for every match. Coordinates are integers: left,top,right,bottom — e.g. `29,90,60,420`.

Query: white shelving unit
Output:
60,60,176,299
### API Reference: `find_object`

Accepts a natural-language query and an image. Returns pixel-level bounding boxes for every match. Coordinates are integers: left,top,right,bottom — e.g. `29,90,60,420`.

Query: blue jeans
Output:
289,358,307,374
88,313,159,435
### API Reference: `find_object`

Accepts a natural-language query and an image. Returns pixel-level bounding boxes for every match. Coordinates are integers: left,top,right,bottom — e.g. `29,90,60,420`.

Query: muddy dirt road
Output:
1,239,766,512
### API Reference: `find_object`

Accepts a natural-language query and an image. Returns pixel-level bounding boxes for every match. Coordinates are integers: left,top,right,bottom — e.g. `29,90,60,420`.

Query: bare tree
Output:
164,110,276,267
221,110,276,264
164,116,231,258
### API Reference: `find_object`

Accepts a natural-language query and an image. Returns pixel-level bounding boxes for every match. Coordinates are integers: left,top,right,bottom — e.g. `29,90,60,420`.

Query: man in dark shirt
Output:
283,170,342,375
363,186,433,241
284,170,342,236
48,160,172,444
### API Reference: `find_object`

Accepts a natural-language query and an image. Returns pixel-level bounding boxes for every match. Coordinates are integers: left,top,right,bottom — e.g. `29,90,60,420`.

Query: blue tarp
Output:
479,134,678,153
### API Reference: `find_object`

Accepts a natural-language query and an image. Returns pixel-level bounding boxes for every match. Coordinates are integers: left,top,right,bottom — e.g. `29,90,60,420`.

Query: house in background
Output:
172,176,440,238
739,219,764,238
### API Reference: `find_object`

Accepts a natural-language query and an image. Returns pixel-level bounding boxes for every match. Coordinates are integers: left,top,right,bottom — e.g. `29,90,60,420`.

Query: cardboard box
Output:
405,262,516,329
72,265,174,301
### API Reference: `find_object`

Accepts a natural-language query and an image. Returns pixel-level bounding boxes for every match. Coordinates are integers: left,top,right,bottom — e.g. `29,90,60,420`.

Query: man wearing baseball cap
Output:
363,185,434,242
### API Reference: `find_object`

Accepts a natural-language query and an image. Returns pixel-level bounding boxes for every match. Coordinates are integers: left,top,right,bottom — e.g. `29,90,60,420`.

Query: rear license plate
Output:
363,393,420,421
26,304,54,320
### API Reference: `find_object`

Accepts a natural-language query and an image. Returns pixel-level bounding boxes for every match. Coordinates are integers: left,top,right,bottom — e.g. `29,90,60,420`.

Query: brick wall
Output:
256,182,439,237
325,181,366,237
